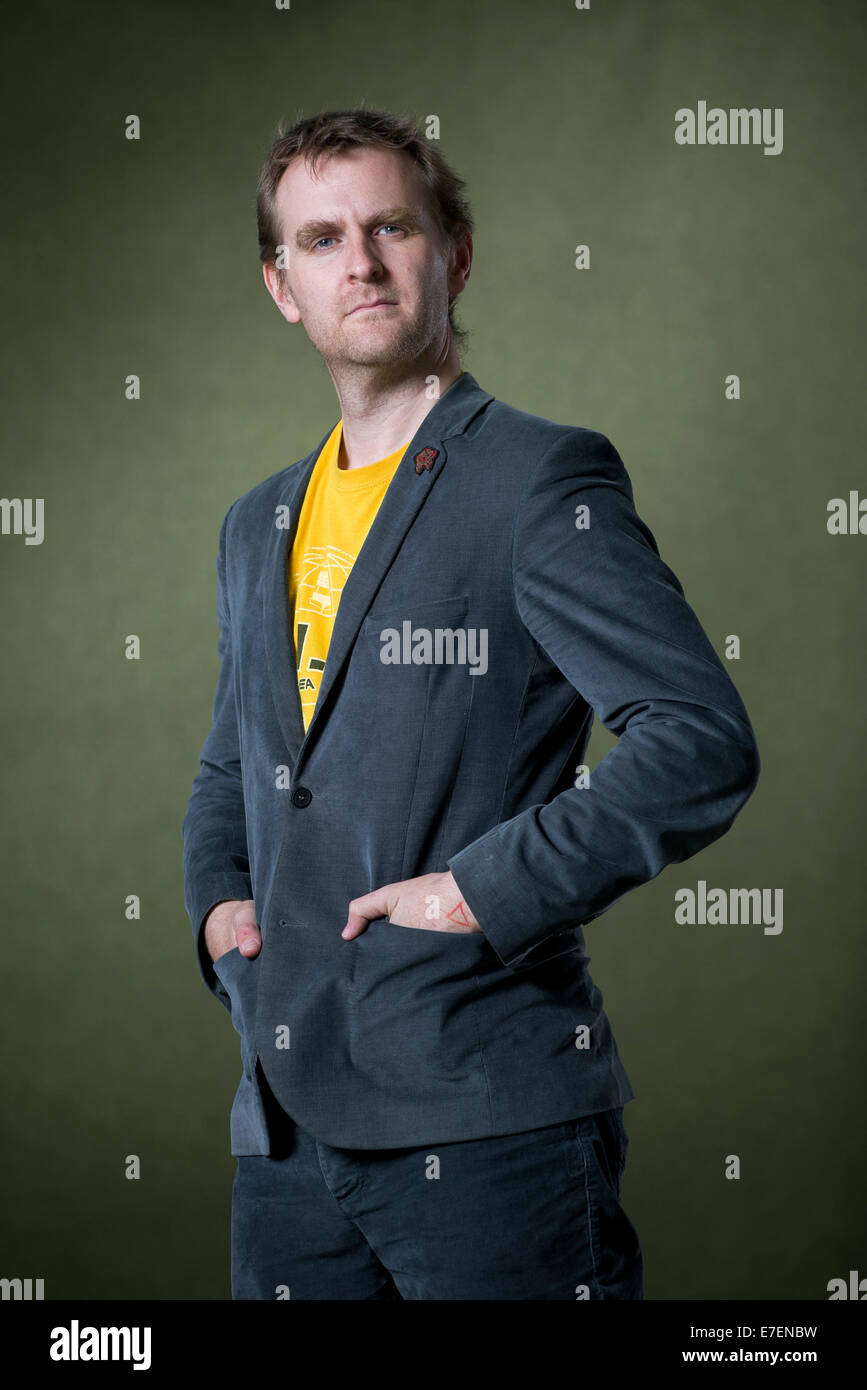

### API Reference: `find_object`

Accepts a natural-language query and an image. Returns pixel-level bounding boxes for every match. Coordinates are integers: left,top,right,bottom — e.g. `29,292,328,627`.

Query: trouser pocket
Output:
565,1107,628,1198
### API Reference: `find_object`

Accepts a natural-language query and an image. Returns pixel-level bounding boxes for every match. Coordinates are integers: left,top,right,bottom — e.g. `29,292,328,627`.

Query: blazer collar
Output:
262,370,494,770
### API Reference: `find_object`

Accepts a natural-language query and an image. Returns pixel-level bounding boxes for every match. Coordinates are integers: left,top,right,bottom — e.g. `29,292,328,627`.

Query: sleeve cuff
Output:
448,837,584,969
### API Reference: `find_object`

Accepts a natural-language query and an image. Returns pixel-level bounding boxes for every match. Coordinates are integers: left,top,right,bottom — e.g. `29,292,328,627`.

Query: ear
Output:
262,261,302,325
446,231,473,299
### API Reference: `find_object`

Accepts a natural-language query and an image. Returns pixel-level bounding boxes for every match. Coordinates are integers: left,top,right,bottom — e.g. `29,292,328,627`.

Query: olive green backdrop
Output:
1,0,863,1299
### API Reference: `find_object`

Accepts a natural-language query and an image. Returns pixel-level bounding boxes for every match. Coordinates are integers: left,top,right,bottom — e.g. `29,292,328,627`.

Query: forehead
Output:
274,146,431,227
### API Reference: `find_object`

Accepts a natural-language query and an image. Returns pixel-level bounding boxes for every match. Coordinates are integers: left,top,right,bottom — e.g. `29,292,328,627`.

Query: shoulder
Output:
218,435,330,539
478,397,630,492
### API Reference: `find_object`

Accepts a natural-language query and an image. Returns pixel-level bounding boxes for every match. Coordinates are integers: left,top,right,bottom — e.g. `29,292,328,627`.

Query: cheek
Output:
302,298,336,336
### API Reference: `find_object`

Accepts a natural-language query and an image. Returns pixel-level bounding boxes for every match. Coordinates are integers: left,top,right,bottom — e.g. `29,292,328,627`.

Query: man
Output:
182,107,760,1301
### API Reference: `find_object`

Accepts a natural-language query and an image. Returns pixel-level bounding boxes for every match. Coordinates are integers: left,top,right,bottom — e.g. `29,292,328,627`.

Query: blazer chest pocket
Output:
360,593,479,697
361,592,470,644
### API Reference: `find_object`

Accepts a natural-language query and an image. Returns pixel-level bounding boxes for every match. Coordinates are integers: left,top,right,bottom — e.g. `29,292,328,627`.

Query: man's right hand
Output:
204,898,261,963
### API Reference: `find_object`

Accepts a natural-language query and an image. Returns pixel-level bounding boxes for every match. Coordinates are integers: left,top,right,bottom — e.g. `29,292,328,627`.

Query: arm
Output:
181,501,255,1008
447,428,761,968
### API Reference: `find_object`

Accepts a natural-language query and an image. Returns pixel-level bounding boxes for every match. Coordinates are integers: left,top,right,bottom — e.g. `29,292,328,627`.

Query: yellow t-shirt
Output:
288,421,409,730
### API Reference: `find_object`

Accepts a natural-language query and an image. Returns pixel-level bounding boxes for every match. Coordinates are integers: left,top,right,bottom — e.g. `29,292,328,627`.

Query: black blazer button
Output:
291,786,312,807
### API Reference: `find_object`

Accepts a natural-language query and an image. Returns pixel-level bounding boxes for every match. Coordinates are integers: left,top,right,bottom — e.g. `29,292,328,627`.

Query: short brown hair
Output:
256,106,474,353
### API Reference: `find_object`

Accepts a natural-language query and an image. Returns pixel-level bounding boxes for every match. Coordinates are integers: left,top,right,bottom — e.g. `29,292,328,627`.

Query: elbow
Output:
737,728,761,801
689,709,761,824
698,704,761,807
721,725,761,819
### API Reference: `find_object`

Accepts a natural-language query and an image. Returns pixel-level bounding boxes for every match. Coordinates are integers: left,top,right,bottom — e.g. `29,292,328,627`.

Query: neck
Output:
329,345,464,470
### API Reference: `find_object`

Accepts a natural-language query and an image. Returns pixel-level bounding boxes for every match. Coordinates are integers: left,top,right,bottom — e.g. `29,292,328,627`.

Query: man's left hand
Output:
342,871,481,939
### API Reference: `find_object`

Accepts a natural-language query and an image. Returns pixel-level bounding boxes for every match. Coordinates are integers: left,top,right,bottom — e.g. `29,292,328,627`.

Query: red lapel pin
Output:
414,445,438,474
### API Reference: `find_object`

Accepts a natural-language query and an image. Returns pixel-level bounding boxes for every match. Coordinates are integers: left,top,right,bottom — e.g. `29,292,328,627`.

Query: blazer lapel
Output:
262,371,494,771
262,444,322,765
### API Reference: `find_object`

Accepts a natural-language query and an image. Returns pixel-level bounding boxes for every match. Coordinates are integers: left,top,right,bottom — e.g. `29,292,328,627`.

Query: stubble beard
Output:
314,293,447,374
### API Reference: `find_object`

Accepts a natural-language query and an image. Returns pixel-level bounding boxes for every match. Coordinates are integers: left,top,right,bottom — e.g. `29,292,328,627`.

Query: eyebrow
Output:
293,206,423,248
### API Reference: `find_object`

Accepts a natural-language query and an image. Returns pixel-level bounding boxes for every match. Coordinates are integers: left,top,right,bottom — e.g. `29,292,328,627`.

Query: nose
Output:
344,228,384,281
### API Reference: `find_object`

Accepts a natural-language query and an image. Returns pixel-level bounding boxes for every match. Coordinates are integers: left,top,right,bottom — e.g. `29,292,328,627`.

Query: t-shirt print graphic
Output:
292,543,356,723
295,543,355,618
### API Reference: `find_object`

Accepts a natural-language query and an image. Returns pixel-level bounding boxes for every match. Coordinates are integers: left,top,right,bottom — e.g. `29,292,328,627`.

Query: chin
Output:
339,336,414,364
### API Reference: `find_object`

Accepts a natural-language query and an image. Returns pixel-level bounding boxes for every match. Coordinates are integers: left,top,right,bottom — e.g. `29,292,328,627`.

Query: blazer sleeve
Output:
447,427,761,968
181,500,254,1008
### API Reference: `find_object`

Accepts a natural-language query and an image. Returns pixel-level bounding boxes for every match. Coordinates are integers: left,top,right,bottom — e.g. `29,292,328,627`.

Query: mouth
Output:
348,300,397,315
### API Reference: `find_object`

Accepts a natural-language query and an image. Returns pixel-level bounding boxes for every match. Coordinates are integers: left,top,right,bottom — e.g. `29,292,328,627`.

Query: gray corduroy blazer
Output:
182,370,760,1154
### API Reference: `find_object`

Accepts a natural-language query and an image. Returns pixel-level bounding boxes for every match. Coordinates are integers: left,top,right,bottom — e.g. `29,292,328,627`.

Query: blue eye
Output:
311,225,403,251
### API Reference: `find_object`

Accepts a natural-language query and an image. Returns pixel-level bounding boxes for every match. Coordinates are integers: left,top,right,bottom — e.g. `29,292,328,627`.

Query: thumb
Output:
343,886,391,939
234,906,261,957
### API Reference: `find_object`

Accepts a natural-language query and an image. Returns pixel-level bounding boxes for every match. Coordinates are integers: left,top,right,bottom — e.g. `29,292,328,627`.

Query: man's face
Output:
264,146,469,369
